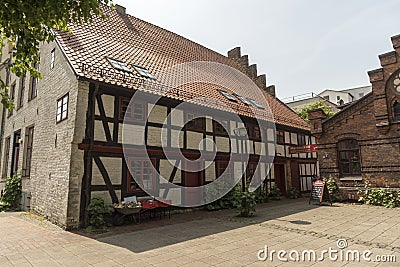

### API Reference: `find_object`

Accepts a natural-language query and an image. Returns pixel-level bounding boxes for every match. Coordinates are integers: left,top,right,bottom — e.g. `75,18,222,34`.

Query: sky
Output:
113,0,400,100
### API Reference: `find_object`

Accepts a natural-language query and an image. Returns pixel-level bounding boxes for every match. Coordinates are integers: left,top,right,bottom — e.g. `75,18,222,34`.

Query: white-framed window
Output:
248,98,264,109
234,93,251,105
56,93,69,123
133,65,156,79
50,49,55,70
218,89,237,102
107,57,132,73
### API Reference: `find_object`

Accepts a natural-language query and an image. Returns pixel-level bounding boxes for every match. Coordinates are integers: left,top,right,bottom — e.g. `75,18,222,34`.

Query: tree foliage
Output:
0,0,113,109
296,100,336,121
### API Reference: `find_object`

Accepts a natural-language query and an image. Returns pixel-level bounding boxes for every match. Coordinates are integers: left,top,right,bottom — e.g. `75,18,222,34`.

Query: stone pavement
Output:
0,199,399,266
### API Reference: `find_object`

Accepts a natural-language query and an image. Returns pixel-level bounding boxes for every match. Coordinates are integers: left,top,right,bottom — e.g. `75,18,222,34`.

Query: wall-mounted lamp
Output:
322,153,329,159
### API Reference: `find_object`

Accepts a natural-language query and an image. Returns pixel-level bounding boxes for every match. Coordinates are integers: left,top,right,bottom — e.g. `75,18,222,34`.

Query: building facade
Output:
309,34,400,198
0,5,317,228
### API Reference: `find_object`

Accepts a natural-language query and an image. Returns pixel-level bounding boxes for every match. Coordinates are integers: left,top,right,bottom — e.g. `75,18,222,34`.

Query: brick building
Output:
309,34,400,198
0,5,316,228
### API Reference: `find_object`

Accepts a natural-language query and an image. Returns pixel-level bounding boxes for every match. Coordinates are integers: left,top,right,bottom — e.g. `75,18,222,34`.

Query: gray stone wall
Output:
0,41,80,228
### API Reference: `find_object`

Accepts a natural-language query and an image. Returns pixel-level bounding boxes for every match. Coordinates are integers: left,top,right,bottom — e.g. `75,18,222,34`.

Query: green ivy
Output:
358,182,399,208
231,186,256,217
268,185,281,200
322,176,341,202
286,187,300,199
0,174,22,211
254,187,268,203
87,197,111,231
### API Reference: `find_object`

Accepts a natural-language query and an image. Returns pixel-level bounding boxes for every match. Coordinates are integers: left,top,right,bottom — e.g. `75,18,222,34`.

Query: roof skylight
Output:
234,94,251,106
248,98,265,109
218,90,237,102
133,65,156,80
107,58,132,73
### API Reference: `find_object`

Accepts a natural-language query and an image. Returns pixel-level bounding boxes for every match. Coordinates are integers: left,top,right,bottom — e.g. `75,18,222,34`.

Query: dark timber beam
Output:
96,94,113,143
93,155,119,204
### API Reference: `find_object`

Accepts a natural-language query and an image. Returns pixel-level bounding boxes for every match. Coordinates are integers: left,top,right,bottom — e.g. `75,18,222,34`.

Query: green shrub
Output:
268,185,281,200
323,176,341,202
206,182,237,211
0,174,22,211
254,187,268,203
232,186,256,217
358,182,398,208
287,187,300,199
87,197,111,230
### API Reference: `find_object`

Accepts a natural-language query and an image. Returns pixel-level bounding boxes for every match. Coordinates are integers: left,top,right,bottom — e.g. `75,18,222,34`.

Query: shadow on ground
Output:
72,198,328,253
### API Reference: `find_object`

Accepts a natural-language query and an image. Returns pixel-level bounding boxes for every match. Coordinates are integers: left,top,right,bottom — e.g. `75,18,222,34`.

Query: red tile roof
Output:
54,5,310,131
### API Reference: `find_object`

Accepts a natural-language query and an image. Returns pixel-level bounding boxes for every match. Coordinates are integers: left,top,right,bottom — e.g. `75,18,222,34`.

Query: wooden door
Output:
274,164,286,195
290,161,301,193
184,162,204,206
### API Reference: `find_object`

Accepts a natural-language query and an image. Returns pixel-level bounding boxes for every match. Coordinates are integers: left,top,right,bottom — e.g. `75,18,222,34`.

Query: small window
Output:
127,159,156,193
246,124,261,140
234,94,251,106
50,49,55,70
248,98,264,109
214,119,229,135
107,58,132,73
393,101,400,122
186,113,204,131
133,65,156,79
336,96,340,101
8,82,16,117
56,93,69,123
323,95,330,101
277,130,285,144
17,76,25,110
297,134,306,145
338,139,361,176
218,90,237,102
119,97,145,121
29,62,39,101
217,161,232,178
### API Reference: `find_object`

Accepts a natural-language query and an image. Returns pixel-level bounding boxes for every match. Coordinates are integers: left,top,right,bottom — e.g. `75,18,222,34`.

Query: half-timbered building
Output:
0,5,317,228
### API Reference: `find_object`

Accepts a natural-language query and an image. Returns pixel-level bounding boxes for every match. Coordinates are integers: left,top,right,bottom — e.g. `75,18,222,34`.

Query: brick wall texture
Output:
309,35,400,192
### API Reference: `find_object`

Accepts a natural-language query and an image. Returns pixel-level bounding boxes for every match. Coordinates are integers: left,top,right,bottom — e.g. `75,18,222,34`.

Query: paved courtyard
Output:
0,199,399,266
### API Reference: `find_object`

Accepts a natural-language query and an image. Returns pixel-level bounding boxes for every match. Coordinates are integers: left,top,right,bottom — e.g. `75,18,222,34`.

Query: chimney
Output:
115,4,126,15
308,109,327,138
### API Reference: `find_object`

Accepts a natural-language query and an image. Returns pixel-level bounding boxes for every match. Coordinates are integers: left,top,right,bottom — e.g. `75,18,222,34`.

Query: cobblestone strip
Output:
258,222,400,253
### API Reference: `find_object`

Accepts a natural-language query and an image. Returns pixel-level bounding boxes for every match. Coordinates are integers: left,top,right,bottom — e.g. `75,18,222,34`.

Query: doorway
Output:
184,161,204,206
274,164,286,195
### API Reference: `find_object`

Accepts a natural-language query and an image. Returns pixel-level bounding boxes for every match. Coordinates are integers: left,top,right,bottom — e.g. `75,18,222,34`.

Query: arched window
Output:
393,101,400,122
338,139,361,176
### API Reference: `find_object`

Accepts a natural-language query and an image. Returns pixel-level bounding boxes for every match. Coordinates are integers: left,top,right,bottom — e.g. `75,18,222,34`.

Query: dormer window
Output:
248,98,264,109
234,94,251,106
133,65,156,79
107,58,132,73
218,90,237,102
